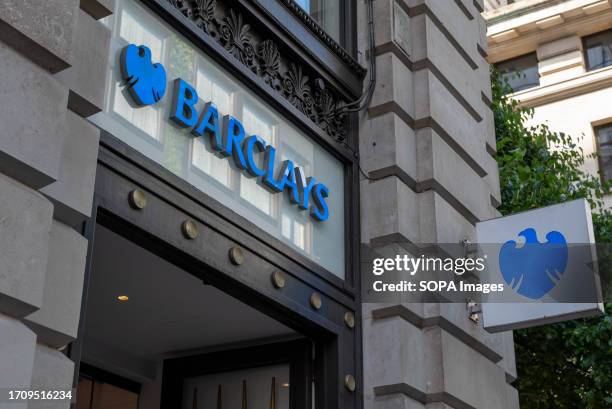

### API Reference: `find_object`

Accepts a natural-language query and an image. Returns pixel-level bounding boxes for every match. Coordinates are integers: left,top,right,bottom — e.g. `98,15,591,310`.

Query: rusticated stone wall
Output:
358,0,519,408
0,1,110,407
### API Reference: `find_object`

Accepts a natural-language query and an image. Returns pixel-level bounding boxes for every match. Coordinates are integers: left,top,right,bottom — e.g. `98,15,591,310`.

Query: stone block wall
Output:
0,1,110,407
358,0,519,408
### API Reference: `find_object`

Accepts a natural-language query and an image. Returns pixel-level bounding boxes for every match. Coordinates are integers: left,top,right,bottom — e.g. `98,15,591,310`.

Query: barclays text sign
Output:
120,44,330,222
90,0,345,277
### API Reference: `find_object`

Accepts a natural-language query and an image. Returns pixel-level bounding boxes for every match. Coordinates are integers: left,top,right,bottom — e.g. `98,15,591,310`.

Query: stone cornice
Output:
484,0,566,24
486,2,612,62
485,0,612,37
487,0,612,39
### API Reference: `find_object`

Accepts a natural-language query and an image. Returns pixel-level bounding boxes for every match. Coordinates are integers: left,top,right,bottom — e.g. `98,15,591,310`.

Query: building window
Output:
110,7,166,141
294,0,341,43
584,29,612,71
595,124,612,184
496,53,540,92
240,106,276,217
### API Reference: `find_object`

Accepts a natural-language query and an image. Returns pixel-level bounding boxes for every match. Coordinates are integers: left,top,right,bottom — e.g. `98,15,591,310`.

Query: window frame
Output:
583,28,612,72
239,0,364,97
275,0,354,56
495,52,541,93
593,123,612,185
292,0,347,47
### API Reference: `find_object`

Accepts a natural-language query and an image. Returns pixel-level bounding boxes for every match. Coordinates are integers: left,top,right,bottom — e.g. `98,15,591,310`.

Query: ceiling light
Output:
117,295,129,301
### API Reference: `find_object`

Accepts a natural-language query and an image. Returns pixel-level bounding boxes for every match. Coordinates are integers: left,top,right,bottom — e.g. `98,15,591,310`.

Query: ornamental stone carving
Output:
163,0,352,141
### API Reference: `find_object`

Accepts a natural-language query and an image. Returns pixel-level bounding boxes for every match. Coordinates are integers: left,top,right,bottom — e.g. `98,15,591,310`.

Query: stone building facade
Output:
0,0,518,408
485,0,612,208
0,0,109,403
359,1,518,408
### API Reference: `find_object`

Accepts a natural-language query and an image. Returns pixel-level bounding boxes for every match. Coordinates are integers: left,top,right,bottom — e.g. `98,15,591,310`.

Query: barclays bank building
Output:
0,1,518,408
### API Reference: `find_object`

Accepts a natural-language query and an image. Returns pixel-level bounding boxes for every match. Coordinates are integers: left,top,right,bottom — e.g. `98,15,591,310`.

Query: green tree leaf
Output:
491,68,612,408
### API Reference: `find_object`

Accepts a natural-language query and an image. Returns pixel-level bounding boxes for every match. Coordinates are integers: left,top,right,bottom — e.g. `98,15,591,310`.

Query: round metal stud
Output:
344,374,356,392
310,292,322,310
128,189,147,210
229,246,245,265
181,220,199,240
344,311,355,329
271,271,286,289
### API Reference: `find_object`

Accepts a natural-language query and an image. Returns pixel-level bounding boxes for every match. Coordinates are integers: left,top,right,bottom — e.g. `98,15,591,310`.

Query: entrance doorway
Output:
75,223,311,409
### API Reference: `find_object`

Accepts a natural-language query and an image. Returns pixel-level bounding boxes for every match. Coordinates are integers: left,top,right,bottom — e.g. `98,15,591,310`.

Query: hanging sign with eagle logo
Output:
476,199,604,333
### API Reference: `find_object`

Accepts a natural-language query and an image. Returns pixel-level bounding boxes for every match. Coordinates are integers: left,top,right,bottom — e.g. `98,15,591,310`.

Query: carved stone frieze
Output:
162,0,350,141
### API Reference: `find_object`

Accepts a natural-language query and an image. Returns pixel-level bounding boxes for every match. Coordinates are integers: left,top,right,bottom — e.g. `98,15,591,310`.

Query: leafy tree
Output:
491,69,612,408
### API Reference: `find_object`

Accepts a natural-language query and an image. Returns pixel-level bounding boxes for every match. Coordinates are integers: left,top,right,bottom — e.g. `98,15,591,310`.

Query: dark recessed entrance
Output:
76,224,310,409
69,134,361,409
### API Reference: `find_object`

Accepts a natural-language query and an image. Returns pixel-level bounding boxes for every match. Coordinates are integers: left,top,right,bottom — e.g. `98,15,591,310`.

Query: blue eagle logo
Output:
499,228,568,299
120,44,167,106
